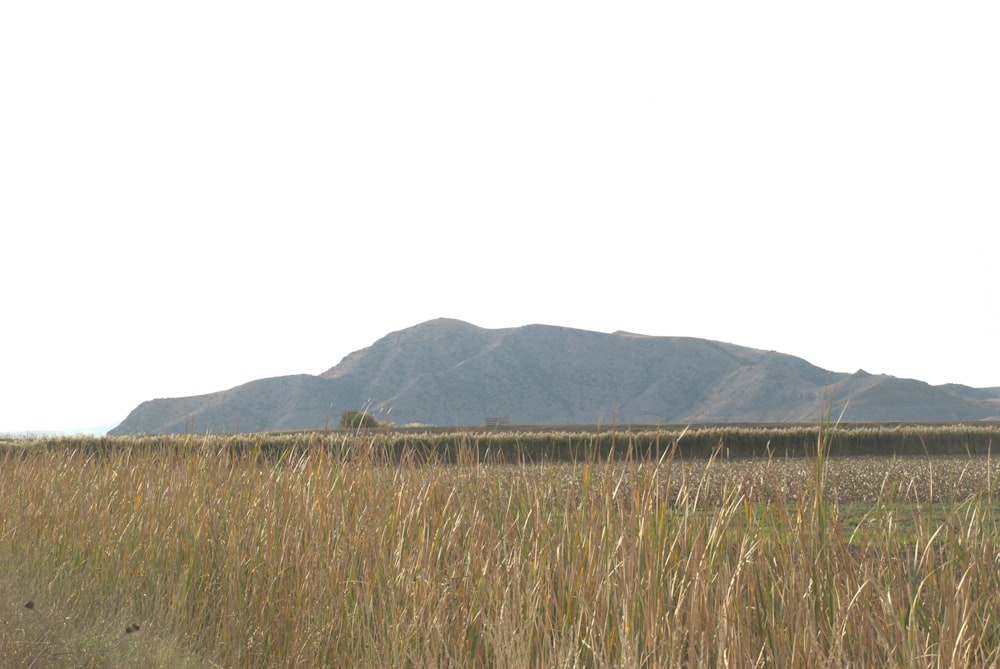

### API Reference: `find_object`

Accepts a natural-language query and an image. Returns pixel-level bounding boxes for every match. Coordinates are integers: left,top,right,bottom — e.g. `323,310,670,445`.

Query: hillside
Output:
110,319,1000,434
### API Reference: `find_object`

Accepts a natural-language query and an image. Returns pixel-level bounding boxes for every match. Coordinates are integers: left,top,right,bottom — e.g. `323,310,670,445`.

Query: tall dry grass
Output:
2,431,1000,667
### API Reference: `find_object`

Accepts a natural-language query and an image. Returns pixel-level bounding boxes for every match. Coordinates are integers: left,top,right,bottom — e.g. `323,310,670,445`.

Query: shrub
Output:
339,410,379,429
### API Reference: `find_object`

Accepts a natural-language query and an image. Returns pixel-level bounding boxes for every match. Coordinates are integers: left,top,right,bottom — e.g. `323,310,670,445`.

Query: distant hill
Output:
110,318,1000,434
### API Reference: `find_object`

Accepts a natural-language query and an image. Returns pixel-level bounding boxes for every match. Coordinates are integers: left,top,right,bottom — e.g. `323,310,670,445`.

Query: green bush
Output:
339,410,380,429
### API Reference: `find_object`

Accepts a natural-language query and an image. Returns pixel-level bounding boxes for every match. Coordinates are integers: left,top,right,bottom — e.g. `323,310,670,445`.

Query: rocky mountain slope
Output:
110,318,1000,434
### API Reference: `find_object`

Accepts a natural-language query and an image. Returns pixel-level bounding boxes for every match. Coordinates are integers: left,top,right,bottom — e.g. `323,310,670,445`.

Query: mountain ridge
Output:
110,319,1000,434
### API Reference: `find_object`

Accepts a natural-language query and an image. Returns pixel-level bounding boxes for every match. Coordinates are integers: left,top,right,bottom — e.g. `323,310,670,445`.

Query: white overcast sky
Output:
2,2,998,433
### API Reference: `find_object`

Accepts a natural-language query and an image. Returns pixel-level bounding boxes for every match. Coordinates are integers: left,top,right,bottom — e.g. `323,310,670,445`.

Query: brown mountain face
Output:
110,318,1000,434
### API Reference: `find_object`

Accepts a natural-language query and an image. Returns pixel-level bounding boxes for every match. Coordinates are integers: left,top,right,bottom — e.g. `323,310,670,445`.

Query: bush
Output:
339,410,380,429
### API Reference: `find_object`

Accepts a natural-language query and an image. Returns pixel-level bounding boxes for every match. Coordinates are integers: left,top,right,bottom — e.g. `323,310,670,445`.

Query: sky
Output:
2,2,998,433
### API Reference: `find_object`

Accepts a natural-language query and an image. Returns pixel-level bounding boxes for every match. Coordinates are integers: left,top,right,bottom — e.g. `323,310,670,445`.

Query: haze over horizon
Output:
2,2,997,434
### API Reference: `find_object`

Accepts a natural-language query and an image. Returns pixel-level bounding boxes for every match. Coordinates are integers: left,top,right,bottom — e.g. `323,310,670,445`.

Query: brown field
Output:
3,427,1000,667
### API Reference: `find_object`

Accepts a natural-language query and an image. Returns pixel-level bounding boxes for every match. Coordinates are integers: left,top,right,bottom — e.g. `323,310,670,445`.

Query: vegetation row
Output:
5,423,1000,462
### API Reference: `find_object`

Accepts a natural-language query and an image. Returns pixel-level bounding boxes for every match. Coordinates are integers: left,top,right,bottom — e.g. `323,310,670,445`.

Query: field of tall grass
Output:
2,426,1000,667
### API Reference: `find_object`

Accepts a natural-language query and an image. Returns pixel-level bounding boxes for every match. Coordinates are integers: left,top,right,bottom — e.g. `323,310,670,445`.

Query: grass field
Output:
3,426,1000,667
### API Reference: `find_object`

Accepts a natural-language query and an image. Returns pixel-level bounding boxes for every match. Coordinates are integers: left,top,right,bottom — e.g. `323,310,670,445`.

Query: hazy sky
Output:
2,2,997,433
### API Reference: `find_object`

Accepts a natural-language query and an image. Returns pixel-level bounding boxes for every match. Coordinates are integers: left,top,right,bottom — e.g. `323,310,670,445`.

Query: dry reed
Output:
2,430,1000,667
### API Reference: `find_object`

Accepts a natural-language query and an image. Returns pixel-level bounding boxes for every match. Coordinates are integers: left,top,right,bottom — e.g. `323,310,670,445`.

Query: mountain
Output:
110,318,1000,434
